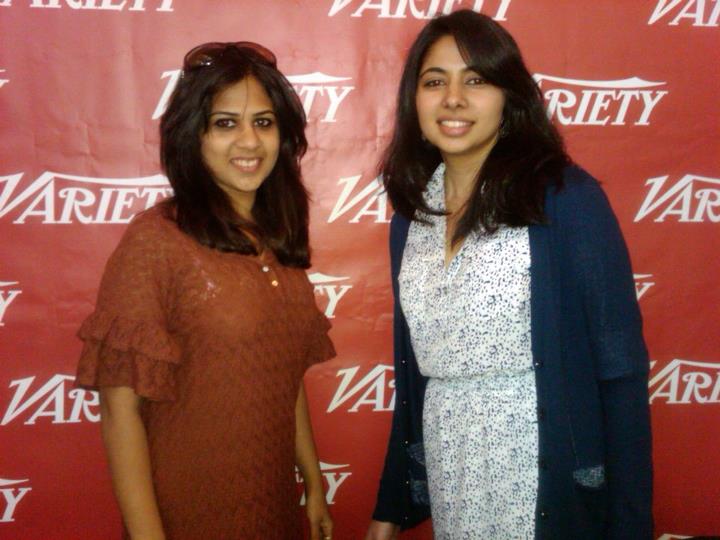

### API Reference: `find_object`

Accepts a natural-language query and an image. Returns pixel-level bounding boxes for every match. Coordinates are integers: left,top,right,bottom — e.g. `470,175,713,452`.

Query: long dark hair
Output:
160,45,311,267
382,10,569,240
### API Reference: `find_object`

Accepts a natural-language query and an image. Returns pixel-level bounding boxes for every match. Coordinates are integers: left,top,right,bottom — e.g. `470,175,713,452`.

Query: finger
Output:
320,518,333,536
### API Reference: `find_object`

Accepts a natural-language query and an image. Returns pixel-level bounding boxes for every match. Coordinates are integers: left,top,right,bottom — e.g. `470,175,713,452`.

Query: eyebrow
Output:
208,110,276,117
418,66,478,78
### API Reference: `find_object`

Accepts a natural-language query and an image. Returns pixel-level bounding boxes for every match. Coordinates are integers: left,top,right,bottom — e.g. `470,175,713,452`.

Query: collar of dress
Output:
423,162,447,216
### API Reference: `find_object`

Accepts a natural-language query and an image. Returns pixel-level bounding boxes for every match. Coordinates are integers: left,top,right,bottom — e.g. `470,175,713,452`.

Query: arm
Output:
365,521,400,540
296,384,333,540
100,386,165,540
600,375,653,540
564,173,653,538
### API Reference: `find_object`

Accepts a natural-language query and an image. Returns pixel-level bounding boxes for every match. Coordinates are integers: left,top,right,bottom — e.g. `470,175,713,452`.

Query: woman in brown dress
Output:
76,42,335,540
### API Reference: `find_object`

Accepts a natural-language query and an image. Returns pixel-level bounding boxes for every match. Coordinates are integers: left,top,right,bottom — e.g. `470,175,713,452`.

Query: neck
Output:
230,196,255,221
442,142,496,209
443,160,482,209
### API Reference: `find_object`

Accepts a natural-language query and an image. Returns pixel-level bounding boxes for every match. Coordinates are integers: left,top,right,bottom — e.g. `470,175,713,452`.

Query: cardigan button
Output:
402,400,407,406
533,360,543,368
537,407,546,420
539,458,548,470
540,510,549,519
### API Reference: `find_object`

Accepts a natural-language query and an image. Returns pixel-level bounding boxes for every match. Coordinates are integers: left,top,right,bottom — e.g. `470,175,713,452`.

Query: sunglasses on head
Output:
183,41,277,71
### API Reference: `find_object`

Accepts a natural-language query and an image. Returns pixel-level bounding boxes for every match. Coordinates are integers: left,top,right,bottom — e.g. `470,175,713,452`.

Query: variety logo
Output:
0,172,172,224
1,374,100,425
0,0,174,11
0,477,31,523
327,0,512,20
0,69,8,89
0,281,21,327
286,73,354,123
649,359,720,404
327,364,395,413
648,0,720,26
634,274,656,300
327,174,390,223
634,174,720,223
153,70,354,123
296,462,352,505
308,272,353,319
534,75,668,126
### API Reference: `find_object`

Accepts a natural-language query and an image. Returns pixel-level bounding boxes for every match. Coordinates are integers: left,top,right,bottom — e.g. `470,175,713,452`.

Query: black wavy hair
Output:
381,10,569,242
160,45,311,267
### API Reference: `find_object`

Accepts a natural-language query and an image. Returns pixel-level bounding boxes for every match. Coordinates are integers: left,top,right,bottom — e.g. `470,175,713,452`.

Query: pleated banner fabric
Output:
0,1,718,538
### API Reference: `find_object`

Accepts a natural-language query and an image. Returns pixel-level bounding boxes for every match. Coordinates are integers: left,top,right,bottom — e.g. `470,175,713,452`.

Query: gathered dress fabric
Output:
399,164,537,539
75,205,335,540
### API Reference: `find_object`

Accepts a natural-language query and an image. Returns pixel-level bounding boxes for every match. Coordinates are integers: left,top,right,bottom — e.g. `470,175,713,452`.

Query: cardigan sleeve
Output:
561,170,649,381
561,168,653,539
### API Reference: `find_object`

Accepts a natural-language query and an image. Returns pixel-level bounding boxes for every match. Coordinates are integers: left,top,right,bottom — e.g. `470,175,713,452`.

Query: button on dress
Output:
75,205,335,539
398,164,538,539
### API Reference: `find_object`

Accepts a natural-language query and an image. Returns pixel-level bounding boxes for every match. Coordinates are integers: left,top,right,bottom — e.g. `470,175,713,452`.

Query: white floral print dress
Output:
398,163,538,539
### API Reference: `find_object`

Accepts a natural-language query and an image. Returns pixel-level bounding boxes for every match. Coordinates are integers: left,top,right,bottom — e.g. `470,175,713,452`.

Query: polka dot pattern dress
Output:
398,163,538,539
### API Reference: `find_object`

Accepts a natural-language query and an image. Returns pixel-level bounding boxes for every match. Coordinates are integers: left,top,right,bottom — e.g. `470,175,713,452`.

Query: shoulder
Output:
389,212,411,257
110,203,184,266
390,212,410,232
548,165,614,223
556,165,603,199
125,203,177,236
120,204,182,246
389,212,410,243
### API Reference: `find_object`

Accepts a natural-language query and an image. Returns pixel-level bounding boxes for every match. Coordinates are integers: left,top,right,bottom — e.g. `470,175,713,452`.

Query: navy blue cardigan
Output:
372,166,653,539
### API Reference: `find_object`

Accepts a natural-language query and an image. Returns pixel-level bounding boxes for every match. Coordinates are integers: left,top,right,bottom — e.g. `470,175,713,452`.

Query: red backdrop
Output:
1,1,718,539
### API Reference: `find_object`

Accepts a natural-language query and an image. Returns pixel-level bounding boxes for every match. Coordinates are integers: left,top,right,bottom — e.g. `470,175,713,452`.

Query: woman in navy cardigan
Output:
365,10,652,540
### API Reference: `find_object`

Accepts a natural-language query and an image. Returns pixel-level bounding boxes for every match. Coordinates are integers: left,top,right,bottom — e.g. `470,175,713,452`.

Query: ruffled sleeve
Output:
75,210,181,401
304,308,336,370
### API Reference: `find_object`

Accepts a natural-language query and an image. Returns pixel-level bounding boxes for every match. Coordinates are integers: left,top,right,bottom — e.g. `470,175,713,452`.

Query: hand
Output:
305,491,333,540
364,520,400,540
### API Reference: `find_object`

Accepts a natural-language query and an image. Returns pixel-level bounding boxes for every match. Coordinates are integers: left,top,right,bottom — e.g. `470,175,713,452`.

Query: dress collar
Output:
424,162,446,213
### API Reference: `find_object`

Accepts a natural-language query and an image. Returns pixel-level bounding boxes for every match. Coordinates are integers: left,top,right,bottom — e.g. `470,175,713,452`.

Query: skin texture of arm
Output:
365,520,400,540
99,386,166,540
295,384,334,540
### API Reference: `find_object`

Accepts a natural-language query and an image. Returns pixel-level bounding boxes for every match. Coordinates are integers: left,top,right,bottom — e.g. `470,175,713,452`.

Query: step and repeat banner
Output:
1,1,718,539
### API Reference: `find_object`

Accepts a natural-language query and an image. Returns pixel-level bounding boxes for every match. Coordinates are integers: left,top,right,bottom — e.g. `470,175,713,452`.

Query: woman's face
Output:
415,35,505,165
200,76,280,218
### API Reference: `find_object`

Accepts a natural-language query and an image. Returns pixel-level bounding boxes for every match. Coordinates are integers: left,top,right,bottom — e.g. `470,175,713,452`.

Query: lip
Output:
230,157,262,173
437,118,474,137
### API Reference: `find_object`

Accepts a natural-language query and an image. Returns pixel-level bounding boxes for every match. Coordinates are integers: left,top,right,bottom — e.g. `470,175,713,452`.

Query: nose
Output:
233,122,261,151
442,79,467,109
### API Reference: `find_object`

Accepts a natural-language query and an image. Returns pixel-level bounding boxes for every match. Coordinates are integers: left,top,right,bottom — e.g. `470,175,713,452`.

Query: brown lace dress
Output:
76,205,335,539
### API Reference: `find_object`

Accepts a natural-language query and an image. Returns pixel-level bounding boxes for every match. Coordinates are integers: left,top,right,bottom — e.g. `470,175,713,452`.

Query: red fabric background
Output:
0,1,718,538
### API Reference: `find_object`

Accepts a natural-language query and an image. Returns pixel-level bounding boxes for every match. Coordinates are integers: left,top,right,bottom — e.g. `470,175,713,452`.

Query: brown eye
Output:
422,78,444,88
466,76,486,86
254,117,274,128
214,118,235,129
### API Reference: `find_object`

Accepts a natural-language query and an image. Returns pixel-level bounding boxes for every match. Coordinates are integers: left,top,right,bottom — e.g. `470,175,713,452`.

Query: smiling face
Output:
416,35,505,168
200,76,280,218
